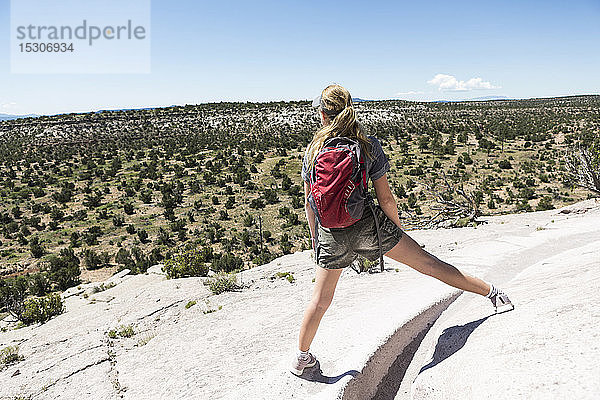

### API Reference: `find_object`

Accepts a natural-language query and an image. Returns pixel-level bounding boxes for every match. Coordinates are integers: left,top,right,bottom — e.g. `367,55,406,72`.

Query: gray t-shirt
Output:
301,135,390,185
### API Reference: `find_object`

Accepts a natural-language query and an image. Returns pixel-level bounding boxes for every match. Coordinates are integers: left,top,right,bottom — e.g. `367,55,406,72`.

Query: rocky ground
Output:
1,199,599,400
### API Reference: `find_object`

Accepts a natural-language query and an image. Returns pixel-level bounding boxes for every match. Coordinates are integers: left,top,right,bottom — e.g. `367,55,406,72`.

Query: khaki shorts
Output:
315,204,403,269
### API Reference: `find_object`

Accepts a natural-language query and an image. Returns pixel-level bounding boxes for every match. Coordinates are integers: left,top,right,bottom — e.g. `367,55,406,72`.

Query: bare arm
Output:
304,181,317,249
372,173,403,229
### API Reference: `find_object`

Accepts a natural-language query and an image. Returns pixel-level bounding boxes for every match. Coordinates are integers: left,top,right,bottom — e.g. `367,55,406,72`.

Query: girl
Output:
291,84,513,376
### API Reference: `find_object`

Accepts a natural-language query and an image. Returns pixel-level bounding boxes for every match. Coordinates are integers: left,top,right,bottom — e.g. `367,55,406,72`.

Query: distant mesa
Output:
434,96,511,103
0,113,39,121
468,95,511,101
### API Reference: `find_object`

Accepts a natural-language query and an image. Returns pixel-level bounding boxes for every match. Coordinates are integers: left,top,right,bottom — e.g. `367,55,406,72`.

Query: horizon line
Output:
3,93,599,119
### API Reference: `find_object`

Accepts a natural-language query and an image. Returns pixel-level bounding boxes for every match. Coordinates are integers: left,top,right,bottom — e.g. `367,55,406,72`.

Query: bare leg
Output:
385,231,490,296
298,266,344,351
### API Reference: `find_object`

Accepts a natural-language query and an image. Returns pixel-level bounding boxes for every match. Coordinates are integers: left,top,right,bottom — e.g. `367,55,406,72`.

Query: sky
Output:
1,0,599,116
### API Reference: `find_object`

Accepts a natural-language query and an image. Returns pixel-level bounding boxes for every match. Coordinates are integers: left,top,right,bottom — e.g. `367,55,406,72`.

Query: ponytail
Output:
307,85,373,170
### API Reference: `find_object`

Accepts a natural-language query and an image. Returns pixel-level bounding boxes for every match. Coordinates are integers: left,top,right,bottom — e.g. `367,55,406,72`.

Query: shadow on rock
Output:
297,361,359,384
419,315,490,374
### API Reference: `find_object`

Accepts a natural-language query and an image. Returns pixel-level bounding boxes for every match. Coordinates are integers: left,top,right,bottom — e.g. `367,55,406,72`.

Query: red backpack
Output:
307,135,386,272
307,136,368,228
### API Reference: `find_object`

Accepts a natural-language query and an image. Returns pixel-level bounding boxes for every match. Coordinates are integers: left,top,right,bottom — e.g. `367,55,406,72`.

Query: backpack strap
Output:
365,192,384,272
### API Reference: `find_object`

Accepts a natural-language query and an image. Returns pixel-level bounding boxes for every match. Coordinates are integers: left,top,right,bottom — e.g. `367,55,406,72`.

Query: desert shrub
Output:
262,230,272,241
0,345,24,370
137,229,149,243
108,324,135,339
518,188,536,200
242,214,254,227
29,236,45,258
136,332,156,347
461,152,474,165
273,272,295,283
249,198,265,209
278,206,290,218
163,246,211,278
45,247,81,291
252,251,276,266
28,272,51,297
536,196,554,211
91,282,116,293
127,246,152,274
69,232,81,247
285,213,299,226
185,300,196,309
211,252,243,273
291,195,303,208
0,276,28,320
279,233,293,255
118,324,135,338
516,199,532,212
498,159,512,169
82,226,102,245
115,248,134,269
206,272,238,295
20,293,64,325
83,248,111,270
123,203,135,215
112,215,125,227
351,256,379,273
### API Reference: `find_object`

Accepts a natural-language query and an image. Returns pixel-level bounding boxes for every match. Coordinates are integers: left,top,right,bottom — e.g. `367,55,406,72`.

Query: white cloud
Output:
396,91,424,96
1,102,17,110
427,74,500,91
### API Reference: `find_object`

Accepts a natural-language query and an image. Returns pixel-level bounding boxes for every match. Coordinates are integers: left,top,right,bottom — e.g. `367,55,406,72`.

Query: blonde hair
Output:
306,84,374,171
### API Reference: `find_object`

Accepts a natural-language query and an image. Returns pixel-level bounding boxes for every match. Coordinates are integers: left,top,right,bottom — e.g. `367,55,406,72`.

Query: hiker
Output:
291,84,514,376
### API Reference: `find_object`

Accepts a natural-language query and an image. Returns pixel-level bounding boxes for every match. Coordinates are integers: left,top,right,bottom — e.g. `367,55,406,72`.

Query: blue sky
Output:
1,0,599,115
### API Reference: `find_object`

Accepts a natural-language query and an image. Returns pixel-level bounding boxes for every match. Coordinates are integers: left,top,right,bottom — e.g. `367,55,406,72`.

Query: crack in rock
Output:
35,343,105,374
135,300,184,322
35,356,110,395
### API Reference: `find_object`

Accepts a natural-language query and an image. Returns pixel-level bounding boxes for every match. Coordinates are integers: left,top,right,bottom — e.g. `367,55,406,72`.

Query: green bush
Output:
115,248,134,269
29,236,45,258
252,251,276,266
115,246,151,275
206,272,238,295
536,196,555,211
118,324,135,338
21,293,64,325
211,252,243,273
28,272,51,297
185,300,196,309
45,248,81,291
163,246,211,279
498,159,512,169
108,324,135,338
0,276,28,321
83,248,111,270
242,214,254,227
0,345,24,370
273,272,295,283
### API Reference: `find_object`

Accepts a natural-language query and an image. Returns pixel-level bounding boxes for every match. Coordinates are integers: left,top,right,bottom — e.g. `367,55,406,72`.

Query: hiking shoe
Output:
290,352,317,376
488,286,514,314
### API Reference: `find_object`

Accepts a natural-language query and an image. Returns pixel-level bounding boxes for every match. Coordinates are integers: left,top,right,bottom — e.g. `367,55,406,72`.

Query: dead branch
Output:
566,146,600,196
